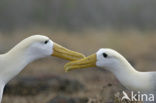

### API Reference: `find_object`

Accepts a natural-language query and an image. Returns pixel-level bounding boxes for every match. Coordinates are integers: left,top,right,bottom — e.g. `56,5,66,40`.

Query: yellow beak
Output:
52,43,85,61
64,54,97,72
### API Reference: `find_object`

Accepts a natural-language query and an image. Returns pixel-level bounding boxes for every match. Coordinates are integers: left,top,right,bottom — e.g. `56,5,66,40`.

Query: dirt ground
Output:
0,29,156,103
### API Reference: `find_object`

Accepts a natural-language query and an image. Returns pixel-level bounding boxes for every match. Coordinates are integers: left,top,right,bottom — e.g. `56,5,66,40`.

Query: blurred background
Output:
0,0,156,103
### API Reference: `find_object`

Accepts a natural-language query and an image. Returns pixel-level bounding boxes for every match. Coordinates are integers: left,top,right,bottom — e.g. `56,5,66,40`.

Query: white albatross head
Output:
64,48,131,72
96,49,127,71
7,35,85,61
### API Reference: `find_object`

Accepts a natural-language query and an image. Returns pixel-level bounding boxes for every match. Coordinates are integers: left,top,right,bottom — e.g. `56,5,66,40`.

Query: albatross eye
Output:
102,53,108,58
44,40,49,44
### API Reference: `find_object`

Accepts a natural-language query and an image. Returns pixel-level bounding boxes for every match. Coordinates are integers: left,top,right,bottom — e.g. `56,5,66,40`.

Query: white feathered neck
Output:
109,55,154,92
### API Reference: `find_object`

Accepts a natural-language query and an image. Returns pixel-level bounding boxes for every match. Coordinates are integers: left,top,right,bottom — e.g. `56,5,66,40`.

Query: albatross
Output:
0,35,85,102
65,48,156,102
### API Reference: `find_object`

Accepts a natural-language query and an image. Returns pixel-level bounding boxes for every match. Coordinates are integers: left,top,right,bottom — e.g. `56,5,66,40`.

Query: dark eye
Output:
103,53,108,58
44,40,49,44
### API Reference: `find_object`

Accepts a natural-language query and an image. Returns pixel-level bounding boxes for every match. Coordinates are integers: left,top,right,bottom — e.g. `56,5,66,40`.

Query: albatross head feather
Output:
96,48,128,71
8,35,54,60
23,35,53,59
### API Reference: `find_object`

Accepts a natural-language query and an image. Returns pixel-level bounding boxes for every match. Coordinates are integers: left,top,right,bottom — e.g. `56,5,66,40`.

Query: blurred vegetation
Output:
0,0,156,33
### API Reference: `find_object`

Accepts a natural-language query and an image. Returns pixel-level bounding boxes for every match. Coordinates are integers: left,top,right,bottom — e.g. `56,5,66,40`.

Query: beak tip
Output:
64,67,70,72
82,55,86,58
78,54,85,59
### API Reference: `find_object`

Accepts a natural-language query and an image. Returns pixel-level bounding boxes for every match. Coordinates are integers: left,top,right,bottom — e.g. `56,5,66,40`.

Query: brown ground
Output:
0,29,156,103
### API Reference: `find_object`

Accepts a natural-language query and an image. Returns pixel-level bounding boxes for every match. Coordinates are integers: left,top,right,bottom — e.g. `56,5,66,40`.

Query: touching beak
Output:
64,54,97,72
52,43,85,61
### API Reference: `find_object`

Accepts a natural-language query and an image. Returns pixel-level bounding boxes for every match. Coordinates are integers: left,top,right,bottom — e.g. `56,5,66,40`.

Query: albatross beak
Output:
52,43,85,61
64,54,96,72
